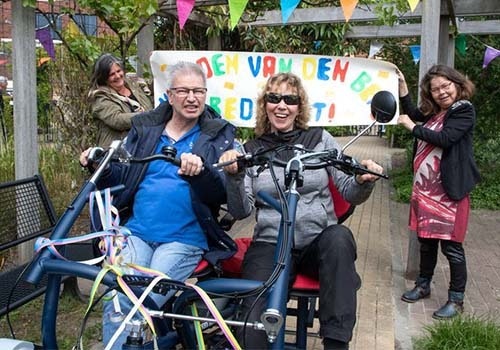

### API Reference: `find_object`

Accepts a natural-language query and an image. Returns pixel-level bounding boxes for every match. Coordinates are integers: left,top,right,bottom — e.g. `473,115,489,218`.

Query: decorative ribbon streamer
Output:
482,45,500,69
177,0,195,30
409,45,421,64
368,41,384,59
280,0,301,24
35,27,55,60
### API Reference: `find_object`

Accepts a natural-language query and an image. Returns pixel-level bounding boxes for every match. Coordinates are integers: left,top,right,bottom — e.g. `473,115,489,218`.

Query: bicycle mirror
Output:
370,90,396,123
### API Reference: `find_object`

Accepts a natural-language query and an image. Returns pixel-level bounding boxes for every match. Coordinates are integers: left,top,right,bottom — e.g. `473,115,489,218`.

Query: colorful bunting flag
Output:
482,46,500,69
340,0,358,22
280,0,301,24
409,45,420,64
177,0,195,30
66,20,81,37
368,41,383,58
229,0,249,29
407,0,420,12
455,34,467,56
35,27,55,60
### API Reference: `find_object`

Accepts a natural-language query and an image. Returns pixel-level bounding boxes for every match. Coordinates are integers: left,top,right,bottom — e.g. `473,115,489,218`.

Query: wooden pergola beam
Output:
345,20,500,38
158,0,500,27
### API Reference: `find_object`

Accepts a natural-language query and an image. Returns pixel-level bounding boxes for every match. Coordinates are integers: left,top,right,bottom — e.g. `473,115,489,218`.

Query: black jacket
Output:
400,95,481,200
96,102,238,265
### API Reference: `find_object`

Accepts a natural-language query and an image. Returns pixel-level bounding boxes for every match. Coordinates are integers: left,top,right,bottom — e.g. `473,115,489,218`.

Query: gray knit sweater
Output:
226,129,375,250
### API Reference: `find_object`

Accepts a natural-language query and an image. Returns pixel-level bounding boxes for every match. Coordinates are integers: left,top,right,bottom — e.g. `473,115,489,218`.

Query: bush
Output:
413,315,500,350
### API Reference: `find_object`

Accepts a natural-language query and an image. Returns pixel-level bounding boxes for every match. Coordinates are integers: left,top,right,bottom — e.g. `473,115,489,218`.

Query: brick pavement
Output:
86,135,500,350
230,135,500,350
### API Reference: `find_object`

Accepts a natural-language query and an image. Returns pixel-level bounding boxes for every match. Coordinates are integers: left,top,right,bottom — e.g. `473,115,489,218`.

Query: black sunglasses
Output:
264,92,301,105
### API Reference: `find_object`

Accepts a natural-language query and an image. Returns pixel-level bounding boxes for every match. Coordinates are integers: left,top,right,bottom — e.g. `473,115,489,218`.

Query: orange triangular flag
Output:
340,0,358,22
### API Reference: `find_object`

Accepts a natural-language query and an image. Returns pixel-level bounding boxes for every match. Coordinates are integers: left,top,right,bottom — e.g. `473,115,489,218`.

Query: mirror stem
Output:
341,120,377,154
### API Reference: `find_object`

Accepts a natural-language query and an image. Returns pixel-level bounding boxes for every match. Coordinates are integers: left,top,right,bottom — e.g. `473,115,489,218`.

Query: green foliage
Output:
413,315,500,350
39,144,86,213
0,292,102,349
0,138,14,182
77,0,157,37
0,141,84,213
388,147,413,204
37,61,53,131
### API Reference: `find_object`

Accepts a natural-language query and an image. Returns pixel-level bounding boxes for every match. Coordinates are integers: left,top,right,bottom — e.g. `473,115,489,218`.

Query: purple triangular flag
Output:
482,46,500,69
36,27,55,60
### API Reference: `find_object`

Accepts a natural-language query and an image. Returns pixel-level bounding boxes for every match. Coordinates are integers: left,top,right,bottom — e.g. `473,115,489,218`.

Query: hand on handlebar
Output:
355,159,384,184
79,147,104,170
218,149,244,175
178,153,204,176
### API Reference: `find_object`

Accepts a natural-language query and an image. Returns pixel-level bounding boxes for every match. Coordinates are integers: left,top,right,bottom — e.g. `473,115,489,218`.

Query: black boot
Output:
401,277,431,303
432,291,464,320
323,338,349,350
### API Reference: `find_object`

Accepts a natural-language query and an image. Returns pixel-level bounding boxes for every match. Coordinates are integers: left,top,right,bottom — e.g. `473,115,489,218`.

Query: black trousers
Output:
239,225,360,349
418,237,467,293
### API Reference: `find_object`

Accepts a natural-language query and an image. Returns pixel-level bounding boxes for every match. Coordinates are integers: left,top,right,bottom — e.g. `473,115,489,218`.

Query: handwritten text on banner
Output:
150,51,399,127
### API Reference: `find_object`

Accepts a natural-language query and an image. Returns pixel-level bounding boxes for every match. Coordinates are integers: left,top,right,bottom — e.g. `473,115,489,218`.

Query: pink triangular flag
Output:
407,0,420,12
340,0,358,22
229,0,249,29
177,0,196,30
483,46,500,69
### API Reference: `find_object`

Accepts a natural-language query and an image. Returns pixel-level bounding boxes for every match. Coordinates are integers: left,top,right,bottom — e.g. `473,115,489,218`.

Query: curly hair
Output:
254,72,311,137
419,64,475,116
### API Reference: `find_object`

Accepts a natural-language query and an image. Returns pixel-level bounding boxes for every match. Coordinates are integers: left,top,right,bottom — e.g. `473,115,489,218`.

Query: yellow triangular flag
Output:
228,0,249,29
340,0,358,22
407,0,420,12
66,20,81,36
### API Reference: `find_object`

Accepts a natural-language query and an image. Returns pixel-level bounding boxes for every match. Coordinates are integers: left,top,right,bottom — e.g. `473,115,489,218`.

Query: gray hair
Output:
165,61,206,89
0,76,7,83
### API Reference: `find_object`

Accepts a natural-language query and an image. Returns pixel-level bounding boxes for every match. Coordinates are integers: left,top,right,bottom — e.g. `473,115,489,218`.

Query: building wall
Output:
0,0,113,78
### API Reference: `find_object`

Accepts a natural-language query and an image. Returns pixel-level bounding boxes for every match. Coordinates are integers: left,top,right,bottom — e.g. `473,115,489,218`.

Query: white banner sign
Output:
150,50,399,127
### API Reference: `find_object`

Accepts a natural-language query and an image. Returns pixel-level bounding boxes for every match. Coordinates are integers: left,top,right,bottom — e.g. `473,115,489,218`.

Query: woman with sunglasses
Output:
218,72,383,350
397,65,481,319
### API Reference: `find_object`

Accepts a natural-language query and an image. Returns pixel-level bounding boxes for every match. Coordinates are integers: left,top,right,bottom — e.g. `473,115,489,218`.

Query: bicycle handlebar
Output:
214,145,388,179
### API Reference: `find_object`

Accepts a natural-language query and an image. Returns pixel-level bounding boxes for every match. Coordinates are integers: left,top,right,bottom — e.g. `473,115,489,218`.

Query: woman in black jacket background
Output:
397,64,480,319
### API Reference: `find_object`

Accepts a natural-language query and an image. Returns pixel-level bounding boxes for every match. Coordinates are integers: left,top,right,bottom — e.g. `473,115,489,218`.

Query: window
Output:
73,14,98,36
35,13,62,40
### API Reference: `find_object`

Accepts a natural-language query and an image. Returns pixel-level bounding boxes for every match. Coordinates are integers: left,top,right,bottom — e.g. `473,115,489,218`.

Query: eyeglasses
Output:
264,92,300,106
170,87,207,98
430,81,453,94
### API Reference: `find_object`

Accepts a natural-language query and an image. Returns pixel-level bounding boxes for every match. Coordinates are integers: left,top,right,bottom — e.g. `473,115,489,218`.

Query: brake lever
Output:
329,154,388,179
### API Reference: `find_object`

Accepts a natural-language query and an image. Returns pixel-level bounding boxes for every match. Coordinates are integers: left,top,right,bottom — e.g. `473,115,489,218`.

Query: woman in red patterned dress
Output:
396,65,481,319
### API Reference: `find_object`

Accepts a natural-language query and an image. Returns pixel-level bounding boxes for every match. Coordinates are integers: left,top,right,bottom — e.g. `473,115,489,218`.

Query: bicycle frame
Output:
5,130,388,349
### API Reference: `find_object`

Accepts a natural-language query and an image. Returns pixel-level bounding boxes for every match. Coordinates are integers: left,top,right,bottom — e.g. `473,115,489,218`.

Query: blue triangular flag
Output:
281,0,301,23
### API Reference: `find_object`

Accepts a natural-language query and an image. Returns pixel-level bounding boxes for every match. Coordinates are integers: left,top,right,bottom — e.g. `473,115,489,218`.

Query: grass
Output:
0,290,102,349
413,314,500,350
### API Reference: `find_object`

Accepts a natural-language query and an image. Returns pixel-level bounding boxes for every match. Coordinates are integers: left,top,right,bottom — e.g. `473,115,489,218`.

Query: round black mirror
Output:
370,90,396,123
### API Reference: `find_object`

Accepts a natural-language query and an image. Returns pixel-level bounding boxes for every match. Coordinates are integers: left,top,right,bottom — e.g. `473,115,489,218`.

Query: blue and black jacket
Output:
96,101,238,265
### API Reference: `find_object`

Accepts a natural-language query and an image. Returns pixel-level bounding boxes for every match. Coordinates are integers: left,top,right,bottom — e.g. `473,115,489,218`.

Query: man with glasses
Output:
80,61,237,349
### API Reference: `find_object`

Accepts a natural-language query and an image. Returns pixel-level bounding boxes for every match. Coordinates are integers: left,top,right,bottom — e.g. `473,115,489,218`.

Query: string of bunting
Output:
175,0,421,30
368,34,499,69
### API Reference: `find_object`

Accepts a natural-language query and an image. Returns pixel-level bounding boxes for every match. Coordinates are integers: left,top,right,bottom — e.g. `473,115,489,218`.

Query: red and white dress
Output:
409,111,470,243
